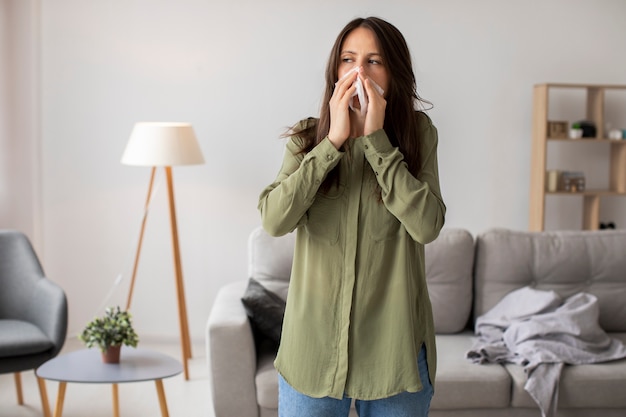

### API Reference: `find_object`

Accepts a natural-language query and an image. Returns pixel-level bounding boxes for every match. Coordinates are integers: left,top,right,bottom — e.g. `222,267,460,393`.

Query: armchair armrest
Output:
28,277,68,357
207,280,259,417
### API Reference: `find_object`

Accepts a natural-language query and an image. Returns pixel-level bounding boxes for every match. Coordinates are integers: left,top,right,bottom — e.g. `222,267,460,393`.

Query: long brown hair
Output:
290,17,431,188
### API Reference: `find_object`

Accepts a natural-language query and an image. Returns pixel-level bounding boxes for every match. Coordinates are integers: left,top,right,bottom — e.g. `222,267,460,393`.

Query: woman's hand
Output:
362,76,387,136
328,69,358,149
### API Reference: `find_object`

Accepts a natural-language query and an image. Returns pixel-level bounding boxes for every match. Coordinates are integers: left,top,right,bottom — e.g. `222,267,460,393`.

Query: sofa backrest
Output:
248,227,296,301
425,228,474,333
474,228,626,332
248,226,475,334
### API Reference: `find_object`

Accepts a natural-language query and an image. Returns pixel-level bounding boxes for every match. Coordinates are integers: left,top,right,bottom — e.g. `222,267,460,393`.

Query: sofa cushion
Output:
425,229,474,333
256,350,279,410
474,229,626,331
256,333,512,411
506,333,626,409
248,227,296,301
432,333,511,409
241,278,286,344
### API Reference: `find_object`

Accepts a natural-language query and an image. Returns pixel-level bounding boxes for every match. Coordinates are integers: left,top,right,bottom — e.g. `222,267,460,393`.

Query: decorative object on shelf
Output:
574,120,597,138
569,122,583,139
78,306,139,364
546,170,561,192
559,171,585,192
120,122,204,379
547,121,568,138
599,222,616,230
608,129,623,140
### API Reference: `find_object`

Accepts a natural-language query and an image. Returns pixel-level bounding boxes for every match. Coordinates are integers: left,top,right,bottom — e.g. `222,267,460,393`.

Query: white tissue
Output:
339,67,384,116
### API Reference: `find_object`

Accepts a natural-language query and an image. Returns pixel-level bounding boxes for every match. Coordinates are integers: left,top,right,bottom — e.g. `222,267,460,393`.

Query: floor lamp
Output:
120,122,204,380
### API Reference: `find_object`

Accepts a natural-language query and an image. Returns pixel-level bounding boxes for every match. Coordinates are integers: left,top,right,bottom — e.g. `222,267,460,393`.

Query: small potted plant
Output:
79,306,139,363
569,122,583,139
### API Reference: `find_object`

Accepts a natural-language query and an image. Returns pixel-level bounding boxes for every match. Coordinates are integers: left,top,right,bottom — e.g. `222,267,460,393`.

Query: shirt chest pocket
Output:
304,183,345,245
367,198,401,241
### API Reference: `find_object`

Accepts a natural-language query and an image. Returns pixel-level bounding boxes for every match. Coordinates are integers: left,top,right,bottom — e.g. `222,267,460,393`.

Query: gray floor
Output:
0,338,214,417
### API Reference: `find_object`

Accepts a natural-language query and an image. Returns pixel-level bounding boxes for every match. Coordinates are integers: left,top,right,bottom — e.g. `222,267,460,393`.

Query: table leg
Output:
154,379,169,417
53,382,66,417
112,383,120,417
36,377,52,417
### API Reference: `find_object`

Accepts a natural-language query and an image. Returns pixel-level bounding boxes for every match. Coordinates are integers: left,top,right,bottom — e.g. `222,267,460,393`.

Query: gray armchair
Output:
0,230,68,417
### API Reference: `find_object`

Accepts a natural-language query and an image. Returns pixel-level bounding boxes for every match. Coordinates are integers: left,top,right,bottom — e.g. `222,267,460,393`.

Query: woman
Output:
258,16,446,417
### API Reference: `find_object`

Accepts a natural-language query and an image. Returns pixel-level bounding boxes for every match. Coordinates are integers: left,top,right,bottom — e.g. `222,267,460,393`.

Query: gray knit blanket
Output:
467,286,626,417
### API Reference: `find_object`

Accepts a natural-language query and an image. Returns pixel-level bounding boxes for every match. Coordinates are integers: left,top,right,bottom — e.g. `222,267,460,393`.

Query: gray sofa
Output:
207,227,626,417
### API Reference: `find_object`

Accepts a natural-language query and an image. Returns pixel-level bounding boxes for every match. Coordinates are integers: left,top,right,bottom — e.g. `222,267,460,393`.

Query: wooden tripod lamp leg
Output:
165,166,192,380
126,167,157,311
124,166,192,379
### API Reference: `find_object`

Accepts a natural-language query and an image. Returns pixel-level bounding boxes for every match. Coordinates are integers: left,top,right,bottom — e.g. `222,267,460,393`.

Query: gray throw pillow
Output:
241,278,285,344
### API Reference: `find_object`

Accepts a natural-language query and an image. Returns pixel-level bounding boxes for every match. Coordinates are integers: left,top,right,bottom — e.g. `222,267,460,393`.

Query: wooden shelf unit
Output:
529,83,626,231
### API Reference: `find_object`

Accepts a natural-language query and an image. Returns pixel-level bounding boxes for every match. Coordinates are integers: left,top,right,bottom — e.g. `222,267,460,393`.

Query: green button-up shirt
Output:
258,112,446,400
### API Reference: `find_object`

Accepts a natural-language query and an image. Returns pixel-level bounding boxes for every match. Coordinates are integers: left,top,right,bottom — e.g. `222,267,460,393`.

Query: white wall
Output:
0,0,40,243
5,0,626,342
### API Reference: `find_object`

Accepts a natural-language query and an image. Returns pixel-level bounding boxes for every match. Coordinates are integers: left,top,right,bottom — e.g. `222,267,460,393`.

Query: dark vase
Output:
102,345,121,364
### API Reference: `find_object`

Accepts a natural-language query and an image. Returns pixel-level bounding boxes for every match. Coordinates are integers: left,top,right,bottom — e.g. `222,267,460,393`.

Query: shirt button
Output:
364,145,369,150
378,157,383,165
375,171,379,176
326,154,333,161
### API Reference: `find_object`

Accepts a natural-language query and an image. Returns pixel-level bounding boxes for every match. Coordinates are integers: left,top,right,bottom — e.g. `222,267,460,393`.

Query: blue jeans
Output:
278,346,433,417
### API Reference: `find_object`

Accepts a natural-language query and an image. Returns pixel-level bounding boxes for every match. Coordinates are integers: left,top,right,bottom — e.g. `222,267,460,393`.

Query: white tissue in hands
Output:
339,67,385,116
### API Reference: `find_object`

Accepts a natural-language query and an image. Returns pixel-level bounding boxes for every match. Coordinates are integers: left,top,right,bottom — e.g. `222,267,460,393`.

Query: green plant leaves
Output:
78,306,139,353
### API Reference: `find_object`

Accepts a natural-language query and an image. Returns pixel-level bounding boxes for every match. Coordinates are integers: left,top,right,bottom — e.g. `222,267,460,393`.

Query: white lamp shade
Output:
121,122,205,166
